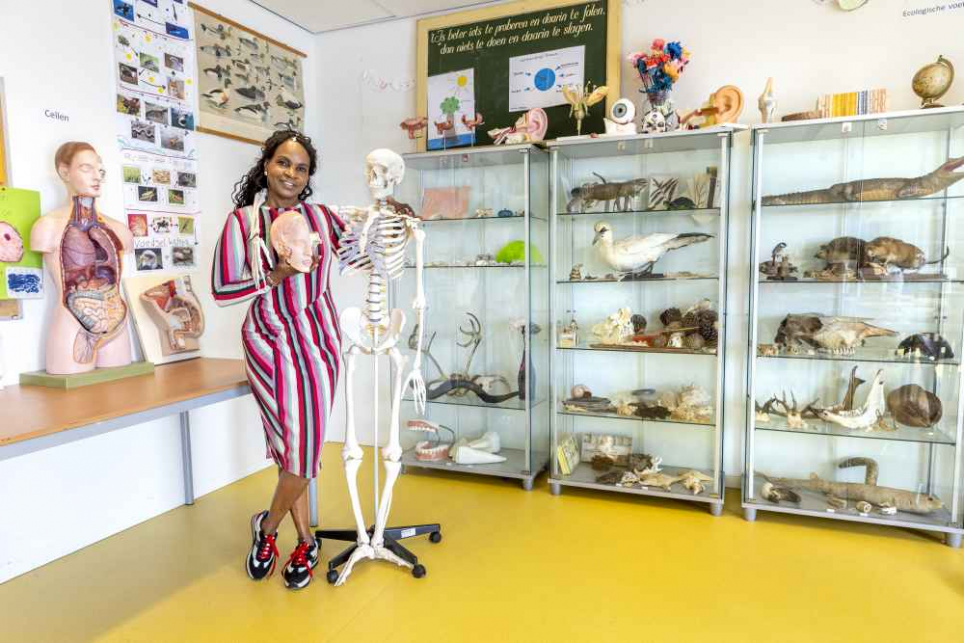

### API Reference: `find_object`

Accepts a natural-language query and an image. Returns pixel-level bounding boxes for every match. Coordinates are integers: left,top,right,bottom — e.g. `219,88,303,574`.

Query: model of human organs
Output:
140,275,205,356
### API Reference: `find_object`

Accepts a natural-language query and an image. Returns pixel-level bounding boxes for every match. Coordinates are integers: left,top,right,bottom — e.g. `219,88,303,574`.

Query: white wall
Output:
314,0,964,473
0,0,317,583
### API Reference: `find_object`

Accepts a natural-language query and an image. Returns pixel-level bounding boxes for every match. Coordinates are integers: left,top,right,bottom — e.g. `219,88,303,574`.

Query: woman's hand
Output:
267,257,300,287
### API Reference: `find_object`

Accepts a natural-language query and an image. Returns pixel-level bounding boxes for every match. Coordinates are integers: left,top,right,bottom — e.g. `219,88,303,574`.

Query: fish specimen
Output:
761,481,801,504
275,92,303,110
0,222,25,262
561,82,608,136
592,221,712,277
862,236,949,274
678,470,713,495
566,173,648,212
762,156,964,205
897,333,954,361
774,314,896,354
235,85,266,101
203,65,231,81
202,88,229,108
765,457,943,514
757,77,777,123
199,44,232,58
200,23,232,40
234,101,270,120
815,369,888,431
399,117,427,139
886,384,942,428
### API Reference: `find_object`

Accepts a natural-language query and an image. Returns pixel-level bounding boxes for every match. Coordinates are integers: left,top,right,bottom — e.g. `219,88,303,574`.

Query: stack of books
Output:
816,89,888,118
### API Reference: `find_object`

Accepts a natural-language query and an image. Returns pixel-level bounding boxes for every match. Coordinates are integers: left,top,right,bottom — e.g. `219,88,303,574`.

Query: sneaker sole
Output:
284,575,312,590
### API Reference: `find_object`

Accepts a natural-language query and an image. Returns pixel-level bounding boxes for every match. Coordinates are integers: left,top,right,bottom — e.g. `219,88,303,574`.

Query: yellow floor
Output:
3,443,964,642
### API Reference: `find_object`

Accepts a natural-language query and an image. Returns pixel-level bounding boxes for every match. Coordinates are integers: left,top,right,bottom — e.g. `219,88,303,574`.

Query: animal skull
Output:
642,109,667,134
365,148,405,200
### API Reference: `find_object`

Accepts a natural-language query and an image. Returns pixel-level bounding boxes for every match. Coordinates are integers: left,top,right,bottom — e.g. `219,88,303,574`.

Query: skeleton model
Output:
332,149,428,585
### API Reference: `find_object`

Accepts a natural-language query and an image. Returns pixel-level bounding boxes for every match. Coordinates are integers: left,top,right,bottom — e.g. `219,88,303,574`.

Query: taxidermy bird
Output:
202,89,229,108
592,221,712,277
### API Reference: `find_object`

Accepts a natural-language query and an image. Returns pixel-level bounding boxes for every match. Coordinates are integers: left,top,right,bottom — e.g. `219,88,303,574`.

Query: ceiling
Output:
252,0,506,33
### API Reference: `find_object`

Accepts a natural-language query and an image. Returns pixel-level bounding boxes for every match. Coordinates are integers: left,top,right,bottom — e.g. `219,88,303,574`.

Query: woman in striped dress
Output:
212,130,345,590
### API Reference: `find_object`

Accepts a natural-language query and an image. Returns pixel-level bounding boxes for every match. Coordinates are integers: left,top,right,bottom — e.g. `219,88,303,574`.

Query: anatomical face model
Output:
30,142,133,374
270,210,320,272
334,148,427,585
140,275,204,356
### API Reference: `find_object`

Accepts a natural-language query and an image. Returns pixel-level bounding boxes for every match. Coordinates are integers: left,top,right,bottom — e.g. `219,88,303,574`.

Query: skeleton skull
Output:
270,211,319,272
365,148,405,200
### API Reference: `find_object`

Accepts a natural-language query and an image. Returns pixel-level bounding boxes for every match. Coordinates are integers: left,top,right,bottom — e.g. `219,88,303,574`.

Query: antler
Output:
408,323,445,379
457,312,483,375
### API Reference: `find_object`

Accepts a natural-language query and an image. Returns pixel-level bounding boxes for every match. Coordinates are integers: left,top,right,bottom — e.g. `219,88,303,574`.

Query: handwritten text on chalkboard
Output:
430,4,605,56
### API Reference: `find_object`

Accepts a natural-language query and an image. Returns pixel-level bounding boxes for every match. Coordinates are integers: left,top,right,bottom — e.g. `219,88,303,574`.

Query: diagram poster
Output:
427,68,477,150
509,45,584,112
0,187,43,299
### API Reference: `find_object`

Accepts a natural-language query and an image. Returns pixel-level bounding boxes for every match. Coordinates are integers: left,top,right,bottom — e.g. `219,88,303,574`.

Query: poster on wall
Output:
0,187,43,299
112,0,200,273
427,68,477,150
190,2,306,145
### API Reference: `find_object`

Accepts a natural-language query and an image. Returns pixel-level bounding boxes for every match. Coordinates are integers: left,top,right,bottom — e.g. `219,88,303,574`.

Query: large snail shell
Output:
887,384,942,428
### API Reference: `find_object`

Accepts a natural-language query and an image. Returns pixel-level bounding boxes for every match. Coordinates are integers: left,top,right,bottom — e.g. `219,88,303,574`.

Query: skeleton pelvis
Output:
66,287,128,362
340,306,406,352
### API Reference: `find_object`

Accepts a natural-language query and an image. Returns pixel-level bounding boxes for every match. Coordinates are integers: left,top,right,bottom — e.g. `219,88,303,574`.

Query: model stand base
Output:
317,523,442,584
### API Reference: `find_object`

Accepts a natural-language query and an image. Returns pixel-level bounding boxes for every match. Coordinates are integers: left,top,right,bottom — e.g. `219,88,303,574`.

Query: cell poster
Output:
0,187,43,299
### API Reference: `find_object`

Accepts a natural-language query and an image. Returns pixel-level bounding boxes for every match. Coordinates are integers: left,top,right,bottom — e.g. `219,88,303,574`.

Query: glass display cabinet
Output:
547,127,739,514
393,144,550,490
744,107,964,546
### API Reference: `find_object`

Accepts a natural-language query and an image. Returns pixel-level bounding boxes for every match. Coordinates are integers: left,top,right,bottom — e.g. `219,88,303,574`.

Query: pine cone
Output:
631,314,647,334
682,312,698,329
685,333,706,350
660,307,682,327
703,326,719,348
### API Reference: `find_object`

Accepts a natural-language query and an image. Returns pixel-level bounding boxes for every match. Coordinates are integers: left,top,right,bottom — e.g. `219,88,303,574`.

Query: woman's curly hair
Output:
231,130,318,209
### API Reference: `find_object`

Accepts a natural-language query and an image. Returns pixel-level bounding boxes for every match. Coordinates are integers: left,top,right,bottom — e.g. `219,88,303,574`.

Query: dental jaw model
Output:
270,211,320,272
333,149,428,585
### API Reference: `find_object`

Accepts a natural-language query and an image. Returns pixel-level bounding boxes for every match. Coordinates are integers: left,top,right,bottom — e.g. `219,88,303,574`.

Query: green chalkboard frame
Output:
416,0,621,152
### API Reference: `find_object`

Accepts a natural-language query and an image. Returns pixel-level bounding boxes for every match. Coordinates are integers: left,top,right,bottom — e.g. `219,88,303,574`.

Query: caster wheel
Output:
429,531,442,544
412,564,426,579
326,569,339,584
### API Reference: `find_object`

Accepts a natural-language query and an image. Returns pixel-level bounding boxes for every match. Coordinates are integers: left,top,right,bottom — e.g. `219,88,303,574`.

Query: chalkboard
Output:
416,0,620,151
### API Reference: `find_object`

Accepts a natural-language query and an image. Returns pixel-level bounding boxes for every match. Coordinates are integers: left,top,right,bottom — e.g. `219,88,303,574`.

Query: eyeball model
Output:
604,98,638,136
610,98,636,125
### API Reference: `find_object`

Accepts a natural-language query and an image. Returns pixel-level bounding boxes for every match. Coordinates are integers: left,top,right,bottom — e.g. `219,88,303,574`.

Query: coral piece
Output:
592,307,634,344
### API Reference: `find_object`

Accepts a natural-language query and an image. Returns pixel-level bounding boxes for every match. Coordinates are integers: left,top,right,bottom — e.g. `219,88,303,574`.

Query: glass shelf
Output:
557,342,717,357
401,447,549,482
556,463,720,502
556,207,720,218
406,264,547,270
557,406,714,428
420,213,525,223
405,394,546,411
755,416,957,446
757,346,961,367
547,125,743,158
758,275,960,285
403,143,533,170
557,273,718,284
752,106,964,144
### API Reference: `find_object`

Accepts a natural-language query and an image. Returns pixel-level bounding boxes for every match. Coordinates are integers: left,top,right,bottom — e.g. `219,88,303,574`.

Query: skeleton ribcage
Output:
337,211,413,328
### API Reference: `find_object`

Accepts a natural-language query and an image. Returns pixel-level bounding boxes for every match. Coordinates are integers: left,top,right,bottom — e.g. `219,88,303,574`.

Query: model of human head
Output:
270,211,319,272
55,142,105,198
365,148,405,200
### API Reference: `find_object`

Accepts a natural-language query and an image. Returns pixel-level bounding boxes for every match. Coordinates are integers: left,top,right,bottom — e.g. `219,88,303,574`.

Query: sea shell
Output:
856,501,872,514
569,263,583,280
886,384,942,428
678,385,711,408
571,384,592,399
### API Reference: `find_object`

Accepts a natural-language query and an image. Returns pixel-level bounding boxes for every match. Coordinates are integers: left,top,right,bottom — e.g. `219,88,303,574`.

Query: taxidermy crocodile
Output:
763,156,964,205
765,457,944,514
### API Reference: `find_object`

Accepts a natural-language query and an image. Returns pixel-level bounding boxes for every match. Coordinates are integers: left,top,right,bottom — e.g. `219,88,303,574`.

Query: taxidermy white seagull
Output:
592,221,713,277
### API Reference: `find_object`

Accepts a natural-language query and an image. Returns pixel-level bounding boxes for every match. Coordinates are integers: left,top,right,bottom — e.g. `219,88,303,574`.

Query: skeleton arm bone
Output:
403,225,427,414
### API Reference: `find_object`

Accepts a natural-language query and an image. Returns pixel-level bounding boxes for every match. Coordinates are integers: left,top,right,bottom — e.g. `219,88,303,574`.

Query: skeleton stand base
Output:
316,522,442,583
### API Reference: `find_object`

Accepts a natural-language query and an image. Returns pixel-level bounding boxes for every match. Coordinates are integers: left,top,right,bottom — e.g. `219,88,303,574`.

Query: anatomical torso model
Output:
334,149,427,585
30,142,133,374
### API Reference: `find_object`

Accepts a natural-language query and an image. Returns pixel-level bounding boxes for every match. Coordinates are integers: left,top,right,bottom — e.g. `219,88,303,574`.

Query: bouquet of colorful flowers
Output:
628,39,691,103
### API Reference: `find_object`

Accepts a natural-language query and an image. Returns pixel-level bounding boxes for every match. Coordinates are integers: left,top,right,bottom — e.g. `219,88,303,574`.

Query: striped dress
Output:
211,201,346,479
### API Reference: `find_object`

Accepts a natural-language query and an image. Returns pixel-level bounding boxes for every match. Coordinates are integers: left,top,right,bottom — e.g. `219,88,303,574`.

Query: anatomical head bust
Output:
270,211,320,272
365,148,405,200
55,141,105,198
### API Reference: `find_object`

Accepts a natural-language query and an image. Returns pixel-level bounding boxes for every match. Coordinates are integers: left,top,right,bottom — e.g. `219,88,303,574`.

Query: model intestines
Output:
0,222,25,262
62,197,128,362
141,276,204,354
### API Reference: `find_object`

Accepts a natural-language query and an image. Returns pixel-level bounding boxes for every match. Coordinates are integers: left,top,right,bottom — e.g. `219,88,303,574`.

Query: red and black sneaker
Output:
282,538,319,590
245,510,279,580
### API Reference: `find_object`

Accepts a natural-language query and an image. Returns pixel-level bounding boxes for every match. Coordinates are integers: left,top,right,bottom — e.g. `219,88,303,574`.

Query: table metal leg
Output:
179,411,195,506
309,478,318,527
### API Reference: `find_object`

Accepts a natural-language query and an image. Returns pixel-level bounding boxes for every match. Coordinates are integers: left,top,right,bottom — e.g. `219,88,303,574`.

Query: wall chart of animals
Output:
191,2,306,145
112,0,200,273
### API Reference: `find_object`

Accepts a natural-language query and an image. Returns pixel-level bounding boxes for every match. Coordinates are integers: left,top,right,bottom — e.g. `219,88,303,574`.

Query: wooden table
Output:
0,358,251,506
